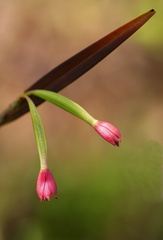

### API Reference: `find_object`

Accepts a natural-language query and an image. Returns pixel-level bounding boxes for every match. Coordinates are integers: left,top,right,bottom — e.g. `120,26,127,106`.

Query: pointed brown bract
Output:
0,10,155,126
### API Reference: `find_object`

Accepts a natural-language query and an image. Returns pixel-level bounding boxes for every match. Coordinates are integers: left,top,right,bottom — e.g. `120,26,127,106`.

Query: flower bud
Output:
93,121,122,146
36,169,57,201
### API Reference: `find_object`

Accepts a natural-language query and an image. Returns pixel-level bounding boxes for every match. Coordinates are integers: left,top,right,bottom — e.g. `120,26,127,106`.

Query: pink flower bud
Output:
36,169,57,201
93,121,123,146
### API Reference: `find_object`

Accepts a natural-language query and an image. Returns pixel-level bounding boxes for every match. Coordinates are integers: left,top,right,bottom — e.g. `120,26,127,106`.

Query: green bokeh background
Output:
0,1,163,239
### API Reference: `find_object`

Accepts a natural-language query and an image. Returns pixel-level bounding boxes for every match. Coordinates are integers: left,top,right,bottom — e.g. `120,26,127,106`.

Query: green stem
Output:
23,95,48,170
25,90,97,127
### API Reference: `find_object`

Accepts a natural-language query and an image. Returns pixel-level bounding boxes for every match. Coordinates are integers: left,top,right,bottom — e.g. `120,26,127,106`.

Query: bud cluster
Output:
24,90,122,201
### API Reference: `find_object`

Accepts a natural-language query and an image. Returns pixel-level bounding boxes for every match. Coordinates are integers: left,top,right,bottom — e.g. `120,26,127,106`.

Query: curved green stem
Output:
25,90,97,127
23,95,48,170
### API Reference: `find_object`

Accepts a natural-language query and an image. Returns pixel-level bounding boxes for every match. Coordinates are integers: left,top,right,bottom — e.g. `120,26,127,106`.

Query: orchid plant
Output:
0,10,155,201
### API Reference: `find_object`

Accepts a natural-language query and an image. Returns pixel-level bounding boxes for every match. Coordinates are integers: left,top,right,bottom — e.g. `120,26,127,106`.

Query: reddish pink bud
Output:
94,121,123,146
36,169,57,201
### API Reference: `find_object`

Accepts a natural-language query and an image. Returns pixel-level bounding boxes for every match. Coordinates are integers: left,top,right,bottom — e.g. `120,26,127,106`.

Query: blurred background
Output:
0,0,163,239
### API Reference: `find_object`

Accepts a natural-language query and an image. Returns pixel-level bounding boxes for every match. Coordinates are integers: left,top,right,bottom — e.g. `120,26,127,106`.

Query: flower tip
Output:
93,121,122,147
36,169,57,201
115,142,119,147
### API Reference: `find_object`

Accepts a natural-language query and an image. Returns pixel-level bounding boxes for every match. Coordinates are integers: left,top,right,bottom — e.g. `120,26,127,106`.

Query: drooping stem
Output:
23,95,48,170
25,90,97,126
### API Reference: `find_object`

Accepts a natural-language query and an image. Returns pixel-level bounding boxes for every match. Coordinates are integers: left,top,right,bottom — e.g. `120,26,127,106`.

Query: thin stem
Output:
23,95,48,170
26,90,97,126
